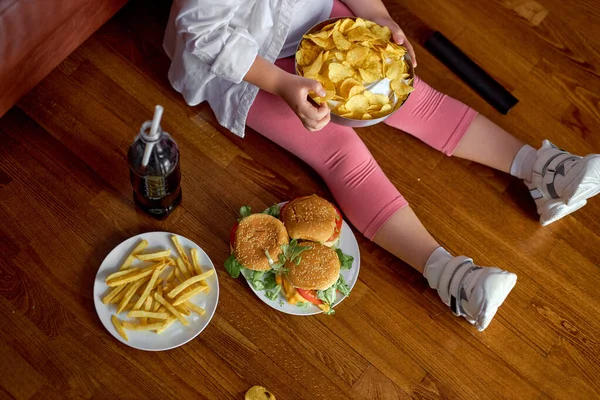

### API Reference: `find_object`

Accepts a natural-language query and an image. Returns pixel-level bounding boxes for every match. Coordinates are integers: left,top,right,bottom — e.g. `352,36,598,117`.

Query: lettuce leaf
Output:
238,205,252,221
224,254,244,278
262,204,281,219
336,248,354,270
335,274,350,296
265,285,282,301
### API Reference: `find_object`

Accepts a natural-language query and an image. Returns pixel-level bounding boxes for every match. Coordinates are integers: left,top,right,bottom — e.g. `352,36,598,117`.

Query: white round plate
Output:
242,203,360,316
93,231,219,351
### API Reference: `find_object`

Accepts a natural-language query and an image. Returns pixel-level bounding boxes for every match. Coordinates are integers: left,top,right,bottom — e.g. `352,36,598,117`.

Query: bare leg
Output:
453,114,526,173
373,206,440,273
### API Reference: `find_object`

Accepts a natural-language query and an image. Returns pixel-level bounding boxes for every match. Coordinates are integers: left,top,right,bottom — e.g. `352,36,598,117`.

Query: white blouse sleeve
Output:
172,0,259,84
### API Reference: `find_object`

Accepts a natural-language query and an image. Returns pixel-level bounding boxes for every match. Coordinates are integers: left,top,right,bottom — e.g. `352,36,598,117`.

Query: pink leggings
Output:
246,0,478,239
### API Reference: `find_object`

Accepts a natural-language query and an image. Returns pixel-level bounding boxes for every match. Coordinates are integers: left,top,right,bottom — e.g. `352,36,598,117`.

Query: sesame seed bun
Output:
281,195,340,245
233,214,289,271
286,242,340,290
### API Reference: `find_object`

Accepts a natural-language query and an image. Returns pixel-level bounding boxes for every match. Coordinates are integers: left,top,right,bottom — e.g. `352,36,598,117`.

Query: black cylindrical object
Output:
424,31,518,114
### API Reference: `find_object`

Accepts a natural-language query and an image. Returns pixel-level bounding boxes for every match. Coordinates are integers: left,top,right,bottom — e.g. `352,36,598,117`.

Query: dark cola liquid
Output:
130,164,182,220
128,128,181,220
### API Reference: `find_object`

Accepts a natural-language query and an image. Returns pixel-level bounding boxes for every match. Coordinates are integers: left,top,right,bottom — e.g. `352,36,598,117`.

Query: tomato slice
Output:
297,288,323,305
326,206,343,243
229,222,239,248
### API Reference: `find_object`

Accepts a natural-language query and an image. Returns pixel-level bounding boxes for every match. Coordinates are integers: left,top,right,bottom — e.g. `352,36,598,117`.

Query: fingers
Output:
300,103,330,132
308,80,326,97
304,112,331,132
302,99,329,121
392,30,404,45
403,40,418,68
393,29,417,68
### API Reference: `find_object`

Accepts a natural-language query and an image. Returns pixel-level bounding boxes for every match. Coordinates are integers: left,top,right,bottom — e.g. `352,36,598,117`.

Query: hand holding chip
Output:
370,17,417,67
277,73,331,132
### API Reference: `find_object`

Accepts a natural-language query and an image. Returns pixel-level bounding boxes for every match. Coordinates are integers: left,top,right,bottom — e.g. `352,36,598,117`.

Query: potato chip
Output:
345,94,369,112
369,93,391,106
312,79,336,104
346,46,370,67
334,51,345,61
339,78,361,99
371,25,392,41
348,84,366,98
358,67,380,83
307,34,334,49
386,60,408,80
303,53,325,79
349,18,367,30
328,63,355,83
332,30,352,51
298,41,322,67
338,18,354,33
391,78,415,96
362,113,372,120
320,20,341,32
348,27,373,42
385,43,407,57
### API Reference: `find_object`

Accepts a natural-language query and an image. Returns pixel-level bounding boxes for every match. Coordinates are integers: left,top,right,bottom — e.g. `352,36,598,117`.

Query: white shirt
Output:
163,0,333,137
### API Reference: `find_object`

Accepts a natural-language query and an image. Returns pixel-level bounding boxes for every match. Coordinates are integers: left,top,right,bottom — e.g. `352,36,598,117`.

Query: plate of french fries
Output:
93,232,219,351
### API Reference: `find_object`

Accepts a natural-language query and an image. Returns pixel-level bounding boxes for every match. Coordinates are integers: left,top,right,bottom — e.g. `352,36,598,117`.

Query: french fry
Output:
184,301,206,316
174,264,185,283
173,285,209,306
156,317,177,334
176,257,192,280
176,304,191,316
127,311,170,319
152,286,164,312
142,296,153,325
171,235,192,266
154,292,189,326
106,268,139,282
117,278,147,313
164,257,176,266
133,267,163,310
119,239,148,270
110,284,129,304
136,249,171,261
153,277,164,290
122,321,164,331
168,269,215,298
102,284,126,304
107,265,160,287
166,268,175,283
111,315,129,341
190,248,203,275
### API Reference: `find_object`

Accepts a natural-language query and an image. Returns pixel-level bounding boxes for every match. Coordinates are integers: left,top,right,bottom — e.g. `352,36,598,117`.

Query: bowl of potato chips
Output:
295,17,415,128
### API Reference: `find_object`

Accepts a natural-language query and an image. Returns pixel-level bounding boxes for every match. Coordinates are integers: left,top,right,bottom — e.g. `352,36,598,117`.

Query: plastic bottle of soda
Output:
128,106,181,220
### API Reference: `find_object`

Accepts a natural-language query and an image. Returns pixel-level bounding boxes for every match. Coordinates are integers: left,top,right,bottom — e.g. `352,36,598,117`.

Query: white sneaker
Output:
527,140,600,225
433,256,517,331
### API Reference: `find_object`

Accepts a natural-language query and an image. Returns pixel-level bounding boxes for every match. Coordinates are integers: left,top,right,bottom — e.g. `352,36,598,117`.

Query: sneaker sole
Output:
540,199,587,226
564,155,600,206
476,271,517,331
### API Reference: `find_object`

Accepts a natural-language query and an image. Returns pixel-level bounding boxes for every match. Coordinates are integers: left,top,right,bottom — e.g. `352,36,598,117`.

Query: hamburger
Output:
280,195,343,247
277,241,351,314
225,210,289,278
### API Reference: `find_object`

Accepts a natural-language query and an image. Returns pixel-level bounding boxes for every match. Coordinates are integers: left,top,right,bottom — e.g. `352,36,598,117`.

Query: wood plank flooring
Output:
1,0,599,398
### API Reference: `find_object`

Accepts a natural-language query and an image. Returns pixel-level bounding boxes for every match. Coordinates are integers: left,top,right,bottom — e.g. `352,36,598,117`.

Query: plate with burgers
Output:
224,195,359,315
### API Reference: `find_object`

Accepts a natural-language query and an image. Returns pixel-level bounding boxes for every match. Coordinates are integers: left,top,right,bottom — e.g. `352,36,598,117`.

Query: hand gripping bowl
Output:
295,17,416,128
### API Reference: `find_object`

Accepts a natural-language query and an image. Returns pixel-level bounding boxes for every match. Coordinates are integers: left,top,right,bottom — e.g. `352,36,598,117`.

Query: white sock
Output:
423,246,453,289
510,145,537,181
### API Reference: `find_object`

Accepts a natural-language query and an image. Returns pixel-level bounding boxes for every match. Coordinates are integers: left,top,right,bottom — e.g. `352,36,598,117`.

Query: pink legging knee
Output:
246,0,478,239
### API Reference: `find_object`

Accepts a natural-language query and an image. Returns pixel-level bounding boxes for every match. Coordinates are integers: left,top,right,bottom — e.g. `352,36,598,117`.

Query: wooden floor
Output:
1,0,600,398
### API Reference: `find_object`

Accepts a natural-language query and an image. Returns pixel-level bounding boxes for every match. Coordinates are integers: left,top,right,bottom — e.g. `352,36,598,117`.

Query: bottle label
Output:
144,175,170,200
